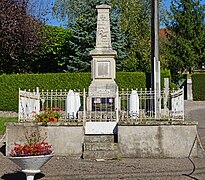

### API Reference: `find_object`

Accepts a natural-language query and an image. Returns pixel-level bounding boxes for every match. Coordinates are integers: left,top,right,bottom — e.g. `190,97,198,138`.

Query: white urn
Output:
8,154,53,180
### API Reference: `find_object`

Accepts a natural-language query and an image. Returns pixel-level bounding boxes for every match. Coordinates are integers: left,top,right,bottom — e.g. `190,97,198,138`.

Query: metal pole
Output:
151,0,161,118
83,88,86,123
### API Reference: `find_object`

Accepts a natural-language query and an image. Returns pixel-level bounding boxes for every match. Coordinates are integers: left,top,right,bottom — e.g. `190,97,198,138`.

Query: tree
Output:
163,0,205,80
32,25,72,73
0,0,45,74
53,0,155,72
112,0,152,72
53,0,128,72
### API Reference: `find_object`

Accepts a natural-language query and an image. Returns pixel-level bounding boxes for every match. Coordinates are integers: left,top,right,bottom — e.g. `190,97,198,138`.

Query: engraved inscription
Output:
100,14,107,21
96,11,111,48
97,62,110,77
89,88,115,97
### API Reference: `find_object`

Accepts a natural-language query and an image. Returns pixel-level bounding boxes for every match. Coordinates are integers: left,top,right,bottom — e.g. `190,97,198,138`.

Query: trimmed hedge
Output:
0,70,172,112
161,69,177,89
0,72,146,112
116,72,146,89
192,73,205,101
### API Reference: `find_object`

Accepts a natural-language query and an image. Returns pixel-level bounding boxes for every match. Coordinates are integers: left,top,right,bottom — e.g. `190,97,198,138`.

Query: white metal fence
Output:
19,88,40,120
18,87,184,122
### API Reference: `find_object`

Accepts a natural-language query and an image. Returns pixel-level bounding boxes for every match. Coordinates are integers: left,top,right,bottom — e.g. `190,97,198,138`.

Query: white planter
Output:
8,154,53,180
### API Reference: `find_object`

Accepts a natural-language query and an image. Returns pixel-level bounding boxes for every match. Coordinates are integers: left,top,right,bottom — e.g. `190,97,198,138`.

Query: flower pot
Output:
50,117,58,122
8,154,53,180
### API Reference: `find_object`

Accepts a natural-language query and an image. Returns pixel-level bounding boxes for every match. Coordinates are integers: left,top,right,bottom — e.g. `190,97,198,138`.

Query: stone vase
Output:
8,154,53,180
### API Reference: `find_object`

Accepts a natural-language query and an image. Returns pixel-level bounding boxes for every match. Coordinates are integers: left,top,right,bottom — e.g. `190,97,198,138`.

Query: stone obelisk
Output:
88,4,118,112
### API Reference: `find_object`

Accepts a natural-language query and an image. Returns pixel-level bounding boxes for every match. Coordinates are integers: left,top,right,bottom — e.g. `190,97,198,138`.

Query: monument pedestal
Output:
88,47,118,113
88,80,118,112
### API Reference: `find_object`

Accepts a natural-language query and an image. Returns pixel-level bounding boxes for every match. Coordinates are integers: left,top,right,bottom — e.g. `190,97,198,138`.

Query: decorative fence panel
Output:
170,87,184,119
39,89,86,122
18,87,184,122
18,88,40,121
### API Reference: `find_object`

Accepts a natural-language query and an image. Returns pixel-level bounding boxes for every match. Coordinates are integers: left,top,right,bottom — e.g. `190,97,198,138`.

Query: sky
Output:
46,0,205,27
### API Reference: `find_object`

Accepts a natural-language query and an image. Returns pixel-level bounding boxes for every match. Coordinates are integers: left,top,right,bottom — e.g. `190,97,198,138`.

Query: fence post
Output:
18,88,21,122
116,88,119,122
50,90,53,108
83,88,86,124
182,86,185,120
187,77,193,100
35,87,40,114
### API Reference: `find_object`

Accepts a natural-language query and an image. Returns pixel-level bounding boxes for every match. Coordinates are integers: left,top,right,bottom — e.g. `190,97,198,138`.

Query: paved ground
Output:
0,101,205,180
185,101,205,148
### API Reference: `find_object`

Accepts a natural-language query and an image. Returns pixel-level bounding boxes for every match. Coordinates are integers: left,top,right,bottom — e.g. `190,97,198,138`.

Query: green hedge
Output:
192,73,205,101
161,69,171,89
0,70,173,112
161,69,177,89
116,72,146,89
0,72,146,112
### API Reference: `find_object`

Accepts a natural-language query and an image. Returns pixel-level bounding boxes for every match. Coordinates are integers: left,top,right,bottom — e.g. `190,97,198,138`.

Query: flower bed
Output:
35,107,63,125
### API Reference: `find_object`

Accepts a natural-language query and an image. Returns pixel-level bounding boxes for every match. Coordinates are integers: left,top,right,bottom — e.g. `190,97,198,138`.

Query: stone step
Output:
84,142,118,151
83,150,120,160
84,135,116,143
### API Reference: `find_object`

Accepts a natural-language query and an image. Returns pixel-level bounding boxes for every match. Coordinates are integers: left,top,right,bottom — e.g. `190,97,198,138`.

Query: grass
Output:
112,154,122,161
0,117,18,135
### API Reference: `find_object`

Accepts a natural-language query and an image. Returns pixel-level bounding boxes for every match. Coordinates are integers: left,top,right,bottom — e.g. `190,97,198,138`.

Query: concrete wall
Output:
118,125,198,158
6,123,198,158
6,123,84,157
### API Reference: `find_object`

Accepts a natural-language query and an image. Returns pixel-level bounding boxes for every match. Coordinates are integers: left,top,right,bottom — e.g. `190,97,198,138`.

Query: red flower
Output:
10,128,53,157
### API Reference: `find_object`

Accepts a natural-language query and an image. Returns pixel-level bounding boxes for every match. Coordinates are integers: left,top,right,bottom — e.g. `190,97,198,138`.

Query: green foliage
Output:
42,26,71,56
0,71,176,112
0,117,18,134
0,0,72,75
161,69,171,89
163,0,205,80
161,69,171,78
0,73,91,112
32,25,72,73
53,0,153,73
57,0,128,72
0,0,45,74
146,69,176,89
0,72,147,112
113,0,151,72
192,73,205,100
116,72,146,89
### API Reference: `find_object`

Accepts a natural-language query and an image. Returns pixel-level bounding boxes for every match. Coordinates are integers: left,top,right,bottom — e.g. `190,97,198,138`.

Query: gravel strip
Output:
0,111,18,117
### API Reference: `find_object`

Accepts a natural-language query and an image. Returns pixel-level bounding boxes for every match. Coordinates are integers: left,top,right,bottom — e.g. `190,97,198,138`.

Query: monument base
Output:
88,80,118,112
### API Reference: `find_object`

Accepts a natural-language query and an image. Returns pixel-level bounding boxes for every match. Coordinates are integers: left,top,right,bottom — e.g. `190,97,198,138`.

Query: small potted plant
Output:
35,107,63,124
8,126,53,180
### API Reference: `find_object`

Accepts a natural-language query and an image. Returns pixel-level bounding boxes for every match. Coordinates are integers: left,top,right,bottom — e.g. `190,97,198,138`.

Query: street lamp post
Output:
151,0,161,118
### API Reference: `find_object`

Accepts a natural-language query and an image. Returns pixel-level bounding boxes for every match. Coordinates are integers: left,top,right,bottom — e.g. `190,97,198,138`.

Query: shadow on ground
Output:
0,144,6,156
1,172,44,180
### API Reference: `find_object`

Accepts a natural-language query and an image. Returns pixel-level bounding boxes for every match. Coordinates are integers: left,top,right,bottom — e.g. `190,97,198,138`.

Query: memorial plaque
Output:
97,61,110,77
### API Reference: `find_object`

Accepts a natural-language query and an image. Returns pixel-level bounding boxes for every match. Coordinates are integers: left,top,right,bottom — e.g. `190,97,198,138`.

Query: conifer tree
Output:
58,0,127,72
165,0,205,79
54,0,153,73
